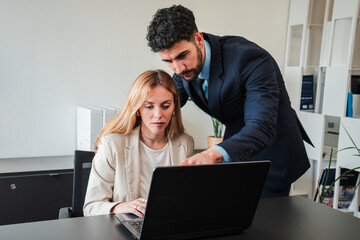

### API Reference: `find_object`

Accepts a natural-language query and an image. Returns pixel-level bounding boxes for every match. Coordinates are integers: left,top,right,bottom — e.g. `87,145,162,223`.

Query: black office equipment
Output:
58,150,95,218
0,169,72,225
116,161,271,240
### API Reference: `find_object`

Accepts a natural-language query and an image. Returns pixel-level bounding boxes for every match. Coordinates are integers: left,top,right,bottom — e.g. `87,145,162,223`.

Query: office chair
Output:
59,150,95,218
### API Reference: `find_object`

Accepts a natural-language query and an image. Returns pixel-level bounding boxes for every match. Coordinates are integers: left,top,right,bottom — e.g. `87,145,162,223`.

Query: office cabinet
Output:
0,169,73,225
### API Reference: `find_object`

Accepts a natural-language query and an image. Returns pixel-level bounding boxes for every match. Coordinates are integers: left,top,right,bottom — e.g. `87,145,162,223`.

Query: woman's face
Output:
139,85,175,137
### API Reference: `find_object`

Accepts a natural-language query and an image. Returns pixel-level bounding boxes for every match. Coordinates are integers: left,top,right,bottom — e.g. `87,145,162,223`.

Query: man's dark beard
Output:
179,44,203,82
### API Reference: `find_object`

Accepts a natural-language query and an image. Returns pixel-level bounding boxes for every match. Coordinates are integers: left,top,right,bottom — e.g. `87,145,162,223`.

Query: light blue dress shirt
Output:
198,40,232,163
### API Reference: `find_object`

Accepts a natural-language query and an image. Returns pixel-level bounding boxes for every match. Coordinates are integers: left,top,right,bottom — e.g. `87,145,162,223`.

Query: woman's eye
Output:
145,105,153,109
162,105,170,109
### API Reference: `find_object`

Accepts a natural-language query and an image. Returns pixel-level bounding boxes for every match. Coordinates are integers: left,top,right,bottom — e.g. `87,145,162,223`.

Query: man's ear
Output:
194,32,204,49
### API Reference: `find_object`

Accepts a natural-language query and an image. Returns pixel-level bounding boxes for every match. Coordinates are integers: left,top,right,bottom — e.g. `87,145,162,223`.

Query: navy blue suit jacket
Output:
173,33,311,191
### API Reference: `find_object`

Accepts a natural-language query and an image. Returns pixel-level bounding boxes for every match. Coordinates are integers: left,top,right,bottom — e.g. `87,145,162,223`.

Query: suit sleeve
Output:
83,137,120,216
218,51,279,161
173,74,189,107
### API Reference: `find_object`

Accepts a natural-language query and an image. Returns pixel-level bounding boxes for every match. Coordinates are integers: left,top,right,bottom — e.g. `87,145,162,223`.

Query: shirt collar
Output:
198,39,211,80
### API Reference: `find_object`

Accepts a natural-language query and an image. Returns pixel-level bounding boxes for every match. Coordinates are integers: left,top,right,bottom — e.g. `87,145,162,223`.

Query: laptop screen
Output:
135,161,270,239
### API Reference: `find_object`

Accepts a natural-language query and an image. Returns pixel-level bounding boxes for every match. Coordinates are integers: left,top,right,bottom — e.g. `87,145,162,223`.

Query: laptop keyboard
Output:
128,219,143,235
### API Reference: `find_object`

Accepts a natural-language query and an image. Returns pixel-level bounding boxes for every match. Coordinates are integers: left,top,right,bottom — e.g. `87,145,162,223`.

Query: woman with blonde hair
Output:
83,69,194,217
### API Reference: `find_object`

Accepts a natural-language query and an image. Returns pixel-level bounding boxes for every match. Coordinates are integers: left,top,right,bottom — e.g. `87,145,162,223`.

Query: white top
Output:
83,127,194,216
139,141,171,197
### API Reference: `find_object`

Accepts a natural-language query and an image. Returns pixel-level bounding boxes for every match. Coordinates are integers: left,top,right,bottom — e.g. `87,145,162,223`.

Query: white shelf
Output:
305,25,323,66
284,67,302,110
333,117,360,216
288,0,308,25
337,118,360,169
286,0,360,214
330,18,352,67
352,16,360,68
332,0,358,19
297,112,325,162
287,25,304,66
322,67,349,116
308,0,327,24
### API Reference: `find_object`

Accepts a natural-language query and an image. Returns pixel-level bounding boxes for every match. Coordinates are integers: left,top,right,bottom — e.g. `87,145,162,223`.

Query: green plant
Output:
211,117,223,138
319,124,360,204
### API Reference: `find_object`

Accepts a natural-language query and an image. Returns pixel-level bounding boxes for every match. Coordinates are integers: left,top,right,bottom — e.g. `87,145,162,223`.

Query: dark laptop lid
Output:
139,160,271,239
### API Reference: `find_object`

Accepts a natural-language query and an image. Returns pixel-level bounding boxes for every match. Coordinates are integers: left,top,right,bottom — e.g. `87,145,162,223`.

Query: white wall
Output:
0,0,290,160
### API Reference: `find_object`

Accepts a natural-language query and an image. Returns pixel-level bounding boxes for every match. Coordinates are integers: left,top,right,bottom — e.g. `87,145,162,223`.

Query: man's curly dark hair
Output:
146,5,198,53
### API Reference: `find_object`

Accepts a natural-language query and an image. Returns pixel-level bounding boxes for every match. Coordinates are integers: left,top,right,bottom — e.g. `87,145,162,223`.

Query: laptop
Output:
116,160,271,240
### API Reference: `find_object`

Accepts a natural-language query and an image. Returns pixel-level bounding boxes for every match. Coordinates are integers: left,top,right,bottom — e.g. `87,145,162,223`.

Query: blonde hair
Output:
94,69,184,151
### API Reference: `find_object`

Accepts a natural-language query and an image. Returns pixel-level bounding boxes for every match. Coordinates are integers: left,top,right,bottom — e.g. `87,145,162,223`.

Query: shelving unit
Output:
333,117,360,217
285,0,360,217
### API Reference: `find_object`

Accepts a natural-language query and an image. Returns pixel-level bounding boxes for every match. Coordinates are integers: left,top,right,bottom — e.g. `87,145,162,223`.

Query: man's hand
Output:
180,148,223,165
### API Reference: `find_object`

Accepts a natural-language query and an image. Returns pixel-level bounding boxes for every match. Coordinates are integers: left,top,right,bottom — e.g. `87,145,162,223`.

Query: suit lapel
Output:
124,127,141,201
183,78,210,114
208,75,223,119
168,135,183,165
204,33,224,119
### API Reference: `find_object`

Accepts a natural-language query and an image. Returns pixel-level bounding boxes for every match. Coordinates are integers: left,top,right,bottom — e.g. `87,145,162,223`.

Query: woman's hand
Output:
111,198,147,218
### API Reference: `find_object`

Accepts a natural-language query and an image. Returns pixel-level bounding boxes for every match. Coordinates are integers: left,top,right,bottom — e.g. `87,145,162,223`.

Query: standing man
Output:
146,5,312,197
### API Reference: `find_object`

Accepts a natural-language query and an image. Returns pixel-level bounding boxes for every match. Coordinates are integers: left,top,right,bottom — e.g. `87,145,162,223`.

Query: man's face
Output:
158,33,205,82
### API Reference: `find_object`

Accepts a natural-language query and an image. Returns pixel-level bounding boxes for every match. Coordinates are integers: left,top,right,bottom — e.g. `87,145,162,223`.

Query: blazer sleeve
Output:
83,137,120,216
184,133,195,157
218,51,279,161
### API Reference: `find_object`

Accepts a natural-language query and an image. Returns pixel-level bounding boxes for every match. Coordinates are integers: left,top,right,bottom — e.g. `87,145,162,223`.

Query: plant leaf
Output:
341,123,360,155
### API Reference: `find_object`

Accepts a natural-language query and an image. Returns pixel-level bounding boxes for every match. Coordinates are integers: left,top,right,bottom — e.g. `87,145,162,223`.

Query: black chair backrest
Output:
72,150,95,217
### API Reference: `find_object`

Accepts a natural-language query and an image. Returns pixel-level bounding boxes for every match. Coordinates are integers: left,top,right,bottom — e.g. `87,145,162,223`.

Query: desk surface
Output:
1,196,360,240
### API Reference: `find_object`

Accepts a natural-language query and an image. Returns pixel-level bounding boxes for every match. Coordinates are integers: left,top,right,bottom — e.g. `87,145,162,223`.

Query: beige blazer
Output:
83,127,194,216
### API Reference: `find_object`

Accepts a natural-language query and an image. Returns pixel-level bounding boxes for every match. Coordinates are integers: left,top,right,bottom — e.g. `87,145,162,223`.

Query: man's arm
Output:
182,51,280,165
218,53,280,162
180,147,223,165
